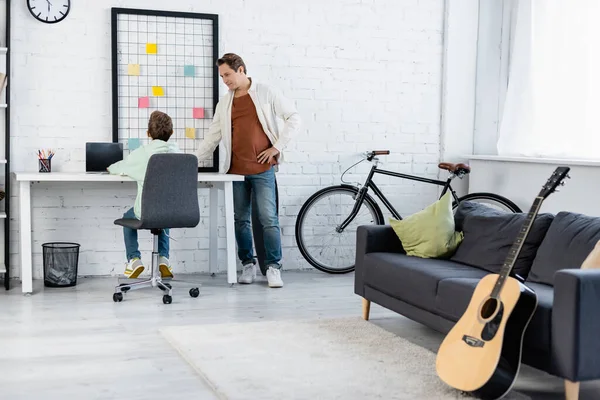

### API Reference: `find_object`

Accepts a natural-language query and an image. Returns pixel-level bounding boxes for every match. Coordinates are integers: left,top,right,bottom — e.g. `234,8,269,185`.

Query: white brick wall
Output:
7,0,445,278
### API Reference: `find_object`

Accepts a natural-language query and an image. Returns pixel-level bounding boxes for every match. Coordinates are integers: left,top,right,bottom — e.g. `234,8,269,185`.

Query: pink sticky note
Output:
138,97,150,108
193,107,204,118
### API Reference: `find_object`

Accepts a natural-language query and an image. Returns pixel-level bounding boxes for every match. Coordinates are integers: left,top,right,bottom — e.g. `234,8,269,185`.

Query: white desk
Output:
13,172,244,294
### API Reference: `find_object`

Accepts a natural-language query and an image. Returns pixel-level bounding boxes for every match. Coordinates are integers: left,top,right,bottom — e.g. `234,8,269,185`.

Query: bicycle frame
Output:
338,163,461,231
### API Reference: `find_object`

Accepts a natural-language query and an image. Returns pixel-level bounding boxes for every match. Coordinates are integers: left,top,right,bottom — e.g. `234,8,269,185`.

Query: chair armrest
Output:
354,225,404,296
552,269,600,381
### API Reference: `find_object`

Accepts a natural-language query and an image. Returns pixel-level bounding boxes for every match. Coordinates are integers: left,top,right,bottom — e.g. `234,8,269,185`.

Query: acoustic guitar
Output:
436,166,571,400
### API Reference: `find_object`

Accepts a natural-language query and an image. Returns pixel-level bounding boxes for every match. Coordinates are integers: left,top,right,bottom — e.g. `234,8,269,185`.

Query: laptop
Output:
85,142,123,173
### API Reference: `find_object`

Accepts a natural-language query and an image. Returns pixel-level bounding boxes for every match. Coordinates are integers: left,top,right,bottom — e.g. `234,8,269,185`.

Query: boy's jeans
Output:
233,167,282,268
122,207,169,261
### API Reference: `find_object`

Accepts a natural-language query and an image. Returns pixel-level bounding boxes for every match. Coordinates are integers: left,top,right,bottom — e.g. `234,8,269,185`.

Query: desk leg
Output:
209,184,218,276
223,181,237,285
19,182,33,294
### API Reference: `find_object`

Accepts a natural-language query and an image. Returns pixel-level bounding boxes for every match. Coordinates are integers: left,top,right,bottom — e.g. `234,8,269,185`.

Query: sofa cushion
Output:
389,191,463,259
528,212,600,286
522,282,553,356
454,200,509,231
435,277,480,321
363,252,488,314
435,278,553,356
450,211,554,278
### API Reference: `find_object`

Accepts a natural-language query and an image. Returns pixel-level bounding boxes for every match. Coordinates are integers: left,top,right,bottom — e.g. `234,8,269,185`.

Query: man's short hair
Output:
148,110,173,141
217,53,247,74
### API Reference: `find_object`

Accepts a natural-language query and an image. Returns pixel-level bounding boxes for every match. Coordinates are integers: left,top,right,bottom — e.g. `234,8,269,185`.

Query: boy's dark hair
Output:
148,110,173,141
216,53,247,74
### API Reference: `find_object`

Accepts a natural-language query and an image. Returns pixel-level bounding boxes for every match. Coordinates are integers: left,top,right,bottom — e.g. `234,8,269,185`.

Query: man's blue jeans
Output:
122,207,170,261
233,167,282,268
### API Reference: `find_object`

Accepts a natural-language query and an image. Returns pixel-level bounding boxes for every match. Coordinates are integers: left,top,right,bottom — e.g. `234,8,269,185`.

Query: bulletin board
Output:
111,7,219,172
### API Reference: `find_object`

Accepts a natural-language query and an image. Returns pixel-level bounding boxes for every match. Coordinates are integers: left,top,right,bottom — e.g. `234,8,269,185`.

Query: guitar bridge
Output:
462,335,484,347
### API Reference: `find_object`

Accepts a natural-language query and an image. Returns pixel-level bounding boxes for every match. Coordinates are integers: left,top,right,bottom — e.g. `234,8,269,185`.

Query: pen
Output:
38,149,55,159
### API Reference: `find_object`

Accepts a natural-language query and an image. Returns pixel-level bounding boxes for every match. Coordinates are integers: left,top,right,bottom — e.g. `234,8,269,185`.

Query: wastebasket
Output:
42,242,80,287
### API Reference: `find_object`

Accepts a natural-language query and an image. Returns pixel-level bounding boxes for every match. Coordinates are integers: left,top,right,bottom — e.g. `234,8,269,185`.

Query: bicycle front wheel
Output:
453,192,522,213
295,185,384,274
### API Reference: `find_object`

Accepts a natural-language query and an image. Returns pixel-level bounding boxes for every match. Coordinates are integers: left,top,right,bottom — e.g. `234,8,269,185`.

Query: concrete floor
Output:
0,270,597,399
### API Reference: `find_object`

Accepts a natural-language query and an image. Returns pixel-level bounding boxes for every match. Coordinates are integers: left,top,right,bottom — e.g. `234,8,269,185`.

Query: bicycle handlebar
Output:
366,150,390,161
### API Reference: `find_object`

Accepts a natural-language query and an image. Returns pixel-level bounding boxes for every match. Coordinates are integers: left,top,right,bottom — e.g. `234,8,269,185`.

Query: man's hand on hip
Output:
257,147,280,164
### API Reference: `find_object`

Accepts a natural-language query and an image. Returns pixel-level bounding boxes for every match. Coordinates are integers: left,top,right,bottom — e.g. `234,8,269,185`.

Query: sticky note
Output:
152,86,164,96
184,65,195,77
185,127,196,139
193,107,204,118
128,64,140,76
128,138,141,151
146,43,157,54
138,96,149,108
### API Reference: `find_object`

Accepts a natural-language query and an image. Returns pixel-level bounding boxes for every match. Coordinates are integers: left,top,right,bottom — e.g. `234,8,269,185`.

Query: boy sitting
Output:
108,110,180,279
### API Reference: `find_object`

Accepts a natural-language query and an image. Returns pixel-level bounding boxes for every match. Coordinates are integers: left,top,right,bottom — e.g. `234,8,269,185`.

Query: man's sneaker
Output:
266,266,283,288
124,258,144,278
159,256,173,279
238,261,257,284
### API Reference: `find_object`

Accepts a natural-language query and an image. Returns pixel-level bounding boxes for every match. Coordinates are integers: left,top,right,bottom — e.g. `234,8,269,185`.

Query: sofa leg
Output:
565,380,579,400
362,298,370,321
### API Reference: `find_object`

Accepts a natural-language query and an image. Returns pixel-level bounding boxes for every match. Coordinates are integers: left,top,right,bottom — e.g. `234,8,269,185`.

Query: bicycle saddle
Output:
438,162,471,173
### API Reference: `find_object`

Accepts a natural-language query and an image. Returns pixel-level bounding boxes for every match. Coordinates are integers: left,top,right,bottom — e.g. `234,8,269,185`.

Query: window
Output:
496,0,600,160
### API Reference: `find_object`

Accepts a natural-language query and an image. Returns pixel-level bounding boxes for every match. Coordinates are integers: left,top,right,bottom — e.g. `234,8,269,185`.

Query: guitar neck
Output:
491,197,544,298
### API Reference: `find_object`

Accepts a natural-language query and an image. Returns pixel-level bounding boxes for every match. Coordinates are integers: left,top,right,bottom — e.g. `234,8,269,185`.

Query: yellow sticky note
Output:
146,43,157,54
152,86,164,96
128,64,140,76
185,127,196,139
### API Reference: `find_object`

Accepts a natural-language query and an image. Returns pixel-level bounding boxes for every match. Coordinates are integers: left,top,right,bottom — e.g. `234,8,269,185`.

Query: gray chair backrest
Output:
138,153,200,230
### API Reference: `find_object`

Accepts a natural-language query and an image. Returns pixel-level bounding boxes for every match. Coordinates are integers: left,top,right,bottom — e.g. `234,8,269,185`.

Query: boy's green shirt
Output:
107,139,181,219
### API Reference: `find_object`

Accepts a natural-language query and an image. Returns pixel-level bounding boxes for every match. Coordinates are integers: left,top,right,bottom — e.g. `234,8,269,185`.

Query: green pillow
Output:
389,191,463,258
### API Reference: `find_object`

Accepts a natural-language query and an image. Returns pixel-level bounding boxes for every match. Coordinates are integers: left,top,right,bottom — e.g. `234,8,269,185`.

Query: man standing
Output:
195,53,301,288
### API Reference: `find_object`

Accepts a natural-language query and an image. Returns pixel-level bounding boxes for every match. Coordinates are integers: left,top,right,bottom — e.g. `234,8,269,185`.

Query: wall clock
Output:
27,0,71,24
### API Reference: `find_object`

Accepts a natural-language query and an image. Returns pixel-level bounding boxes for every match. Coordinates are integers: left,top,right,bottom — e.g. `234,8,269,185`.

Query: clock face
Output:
27,0,71,24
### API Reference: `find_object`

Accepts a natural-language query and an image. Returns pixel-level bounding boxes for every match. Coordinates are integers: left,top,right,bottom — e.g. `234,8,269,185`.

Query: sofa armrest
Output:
354,225,404,296
552,269,600,381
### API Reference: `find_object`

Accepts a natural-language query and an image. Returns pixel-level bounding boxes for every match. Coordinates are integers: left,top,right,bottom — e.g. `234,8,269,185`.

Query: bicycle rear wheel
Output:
295,185,384,274
453,192,522,213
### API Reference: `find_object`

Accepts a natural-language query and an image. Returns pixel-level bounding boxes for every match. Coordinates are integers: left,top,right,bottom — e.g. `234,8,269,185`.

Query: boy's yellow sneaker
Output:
159,256,174,279
124,258,144,278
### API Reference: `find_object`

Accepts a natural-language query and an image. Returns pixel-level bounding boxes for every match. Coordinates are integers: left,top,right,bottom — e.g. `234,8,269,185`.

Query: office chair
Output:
112,153,201,304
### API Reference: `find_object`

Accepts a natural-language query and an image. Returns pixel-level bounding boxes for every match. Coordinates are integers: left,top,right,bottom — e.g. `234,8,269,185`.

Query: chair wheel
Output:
118,284,130,292
162,294,172,304
189,288,200,298
113,293,123,302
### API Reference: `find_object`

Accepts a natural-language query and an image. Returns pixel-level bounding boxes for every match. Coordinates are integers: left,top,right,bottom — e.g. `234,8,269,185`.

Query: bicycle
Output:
294,150,522,274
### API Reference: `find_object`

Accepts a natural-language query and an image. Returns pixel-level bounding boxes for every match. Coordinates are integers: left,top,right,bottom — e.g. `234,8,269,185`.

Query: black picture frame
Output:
110,7,220,173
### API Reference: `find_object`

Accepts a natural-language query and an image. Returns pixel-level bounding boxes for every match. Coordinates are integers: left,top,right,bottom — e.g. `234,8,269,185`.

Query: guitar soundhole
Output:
480,298,499,319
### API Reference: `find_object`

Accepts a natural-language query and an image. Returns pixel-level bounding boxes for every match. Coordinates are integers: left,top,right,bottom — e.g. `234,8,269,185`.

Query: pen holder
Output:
39,158,51,173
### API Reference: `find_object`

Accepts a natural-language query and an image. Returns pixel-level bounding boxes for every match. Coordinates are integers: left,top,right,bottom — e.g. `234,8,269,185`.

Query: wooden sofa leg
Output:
565,380,579,400
362,298,371,320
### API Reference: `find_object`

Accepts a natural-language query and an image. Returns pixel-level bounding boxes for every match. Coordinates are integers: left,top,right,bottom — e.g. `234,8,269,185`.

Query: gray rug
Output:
160,317,530,400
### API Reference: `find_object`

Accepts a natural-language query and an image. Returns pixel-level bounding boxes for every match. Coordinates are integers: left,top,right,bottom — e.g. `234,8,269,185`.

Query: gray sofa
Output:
355,201,600,397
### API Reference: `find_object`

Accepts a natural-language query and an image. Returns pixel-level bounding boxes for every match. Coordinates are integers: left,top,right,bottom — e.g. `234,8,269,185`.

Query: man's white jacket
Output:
195,78,301,173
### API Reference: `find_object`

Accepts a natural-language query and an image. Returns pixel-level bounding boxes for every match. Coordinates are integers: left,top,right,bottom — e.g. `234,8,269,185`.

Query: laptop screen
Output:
85,142,124,172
